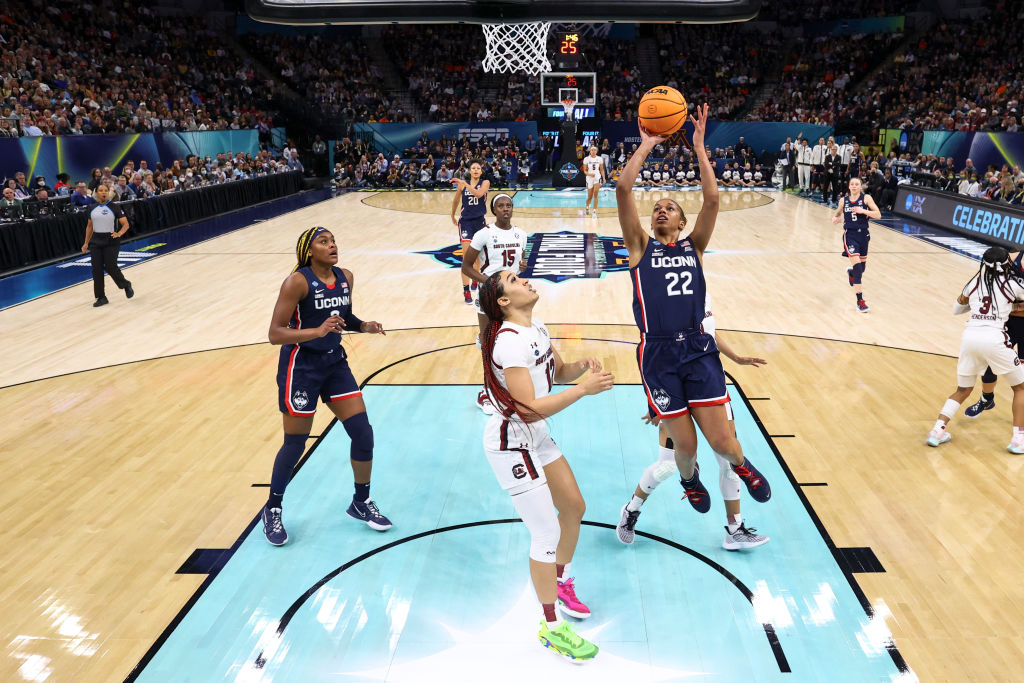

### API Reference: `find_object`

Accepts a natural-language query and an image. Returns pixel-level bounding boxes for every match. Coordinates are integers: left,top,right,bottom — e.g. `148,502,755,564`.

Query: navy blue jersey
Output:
461,179,486,221
843,193,868,232
290,266,351,352
631,236,707,335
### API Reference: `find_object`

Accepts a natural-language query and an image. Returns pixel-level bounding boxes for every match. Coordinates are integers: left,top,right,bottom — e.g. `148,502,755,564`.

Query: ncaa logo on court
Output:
560,163,580,181
417,231,631,283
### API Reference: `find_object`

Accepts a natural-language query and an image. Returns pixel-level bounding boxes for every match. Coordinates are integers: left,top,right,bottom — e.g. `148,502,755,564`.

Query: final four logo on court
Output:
417,230,631,282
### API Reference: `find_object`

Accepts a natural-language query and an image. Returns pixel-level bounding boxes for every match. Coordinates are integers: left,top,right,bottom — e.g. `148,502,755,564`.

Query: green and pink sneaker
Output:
537,620,598,661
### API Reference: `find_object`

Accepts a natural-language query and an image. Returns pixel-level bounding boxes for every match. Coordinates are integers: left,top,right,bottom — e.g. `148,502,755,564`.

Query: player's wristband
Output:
343,312,365,332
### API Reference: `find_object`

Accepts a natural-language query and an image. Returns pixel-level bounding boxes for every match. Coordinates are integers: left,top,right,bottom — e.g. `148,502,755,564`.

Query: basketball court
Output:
3,1,1022,681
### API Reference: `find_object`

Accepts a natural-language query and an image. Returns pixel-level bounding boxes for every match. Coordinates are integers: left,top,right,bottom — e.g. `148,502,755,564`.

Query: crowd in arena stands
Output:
0,0,276,137
0,151,294,222
866,10,1024,131
656,25,776,121
905,154,1024,205
757,0,919,23
330,131,531,188
241,33,398,123
749,29,904,125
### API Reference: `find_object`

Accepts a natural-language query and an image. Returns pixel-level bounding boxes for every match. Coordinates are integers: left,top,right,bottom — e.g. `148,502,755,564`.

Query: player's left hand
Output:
450,178,465,189
733,356,766,367
361,321,386,335
577,357,602,372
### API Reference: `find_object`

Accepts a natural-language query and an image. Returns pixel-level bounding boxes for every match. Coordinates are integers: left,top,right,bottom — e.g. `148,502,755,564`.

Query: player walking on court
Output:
461,193,529,413
478,270,614,661
615,103,772,526
964,249,1024,417
617,296,770,550
583,146,606,216
927,246,1024,453
261,226,391,546
451,159,491,305
832,176,881,313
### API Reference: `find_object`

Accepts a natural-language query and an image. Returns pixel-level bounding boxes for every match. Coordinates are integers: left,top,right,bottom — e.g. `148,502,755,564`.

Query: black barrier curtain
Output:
0,172,303,273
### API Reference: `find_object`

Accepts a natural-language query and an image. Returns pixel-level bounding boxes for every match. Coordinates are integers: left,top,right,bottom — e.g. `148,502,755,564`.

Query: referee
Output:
80,184,134,307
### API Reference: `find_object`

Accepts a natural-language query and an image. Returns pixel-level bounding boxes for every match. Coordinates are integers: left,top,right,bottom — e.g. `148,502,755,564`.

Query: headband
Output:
490,193,513,213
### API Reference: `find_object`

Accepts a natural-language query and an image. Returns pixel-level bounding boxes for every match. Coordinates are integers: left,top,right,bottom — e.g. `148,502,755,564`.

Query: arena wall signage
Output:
894,185,1024,250
600,121,833,156
353,122,540,155
921,131,1024,172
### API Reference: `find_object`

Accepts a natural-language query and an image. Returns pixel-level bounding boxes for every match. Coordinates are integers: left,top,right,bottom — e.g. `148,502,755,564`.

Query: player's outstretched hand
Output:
580,369,614,396
317,315,344,337
576,357,603,373
638,123,666,146
688,103,710,147
733,355,766,367
641,411,661,426
361,321,386,335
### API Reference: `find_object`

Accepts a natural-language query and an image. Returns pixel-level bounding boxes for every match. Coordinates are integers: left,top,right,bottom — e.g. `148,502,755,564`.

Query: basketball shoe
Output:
616,503,641,544
965,396,995,418
476,389,495,415
463,290,473,305
346,498,393,531
556,578,591,619
926,427,951,447
857,299,869,313
731,459,771,502
680,464,711,513
722,523,769,550
1007,434,1024,454
537,620,598,661
261,506,288,546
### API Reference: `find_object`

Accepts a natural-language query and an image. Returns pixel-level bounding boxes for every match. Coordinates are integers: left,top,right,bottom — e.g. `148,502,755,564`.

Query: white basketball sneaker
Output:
926,427,951,447
1007,434,1024,454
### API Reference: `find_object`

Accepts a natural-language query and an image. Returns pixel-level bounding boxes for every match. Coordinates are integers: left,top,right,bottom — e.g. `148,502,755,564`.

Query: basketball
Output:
638,86,688,137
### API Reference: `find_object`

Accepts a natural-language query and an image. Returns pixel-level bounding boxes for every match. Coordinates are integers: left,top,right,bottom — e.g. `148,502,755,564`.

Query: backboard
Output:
540,72,596,107
245,0,762,25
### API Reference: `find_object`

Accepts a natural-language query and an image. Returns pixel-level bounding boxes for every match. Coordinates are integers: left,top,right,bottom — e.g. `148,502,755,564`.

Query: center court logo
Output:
417,230,631,282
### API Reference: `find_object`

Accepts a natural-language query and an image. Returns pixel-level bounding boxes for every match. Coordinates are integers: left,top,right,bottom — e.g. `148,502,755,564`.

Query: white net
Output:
481,21,552,75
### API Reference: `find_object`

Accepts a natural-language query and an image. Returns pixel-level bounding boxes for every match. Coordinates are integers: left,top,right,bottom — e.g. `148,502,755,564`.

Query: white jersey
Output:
962,275,1024,330
470,223,528,277
583,156,603,179
487,319,555,416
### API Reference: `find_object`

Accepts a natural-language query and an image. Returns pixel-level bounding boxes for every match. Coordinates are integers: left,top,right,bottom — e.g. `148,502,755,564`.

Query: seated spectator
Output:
54,174,72,197
1,186,22,209
70,182,96,208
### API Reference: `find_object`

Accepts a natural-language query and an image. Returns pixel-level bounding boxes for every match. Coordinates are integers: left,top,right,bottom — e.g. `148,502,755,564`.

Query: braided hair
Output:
294,226,328,272
478,272,544,423
965,246,1024,315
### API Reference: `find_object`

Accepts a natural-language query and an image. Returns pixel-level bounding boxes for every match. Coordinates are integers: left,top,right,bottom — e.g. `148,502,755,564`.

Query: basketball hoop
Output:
561,99,577,120
481,21,552,75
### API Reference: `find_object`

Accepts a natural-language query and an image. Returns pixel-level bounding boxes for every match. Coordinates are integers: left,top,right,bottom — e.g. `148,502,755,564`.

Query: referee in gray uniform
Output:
80,184,134,307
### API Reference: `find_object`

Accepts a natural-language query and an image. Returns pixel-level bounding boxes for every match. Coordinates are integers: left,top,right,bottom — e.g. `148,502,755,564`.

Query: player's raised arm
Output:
617,126,663,263
687,103,719,254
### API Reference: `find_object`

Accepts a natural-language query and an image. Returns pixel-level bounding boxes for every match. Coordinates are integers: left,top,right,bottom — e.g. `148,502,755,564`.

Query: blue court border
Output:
124,334,911,681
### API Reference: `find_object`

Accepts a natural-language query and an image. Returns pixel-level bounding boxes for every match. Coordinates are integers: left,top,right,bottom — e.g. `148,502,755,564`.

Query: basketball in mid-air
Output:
638,86,688,136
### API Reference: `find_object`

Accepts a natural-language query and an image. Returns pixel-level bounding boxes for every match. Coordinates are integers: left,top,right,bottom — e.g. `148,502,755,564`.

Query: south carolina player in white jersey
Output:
617,293,770,550
927,247,1024,452
583,146,606,216
461,193,529,413
616,103,772,520
477,270,614,661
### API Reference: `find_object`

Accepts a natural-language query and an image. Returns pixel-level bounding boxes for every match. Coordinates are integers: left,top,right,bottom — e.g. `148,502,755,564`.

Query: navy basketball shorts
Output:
459,216,486,242
843,229,870,258
277,345,361,416
637,333,729,419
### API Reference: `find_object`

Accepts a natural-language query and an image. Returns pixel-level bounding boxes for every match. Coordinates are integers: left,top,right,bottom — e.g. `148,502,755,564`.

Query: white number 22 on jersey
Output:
665,272,693,296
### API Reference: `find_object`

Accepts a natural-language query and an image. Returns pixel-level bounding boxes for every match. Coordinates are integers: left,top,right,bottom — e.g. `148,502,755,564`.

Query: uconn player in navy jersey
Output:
450,159,490,304
477,270,613,661
831,176,881,312
261,227,389,546
616,103,771,514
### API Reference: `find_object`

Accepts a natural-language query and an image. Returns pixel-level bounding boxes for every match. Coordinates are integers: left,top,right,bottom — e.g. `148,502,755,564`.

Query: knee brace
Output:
342,412,374,462
715,452,741,501
852,262,865,285
510,485,562,563
640,459,678,494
